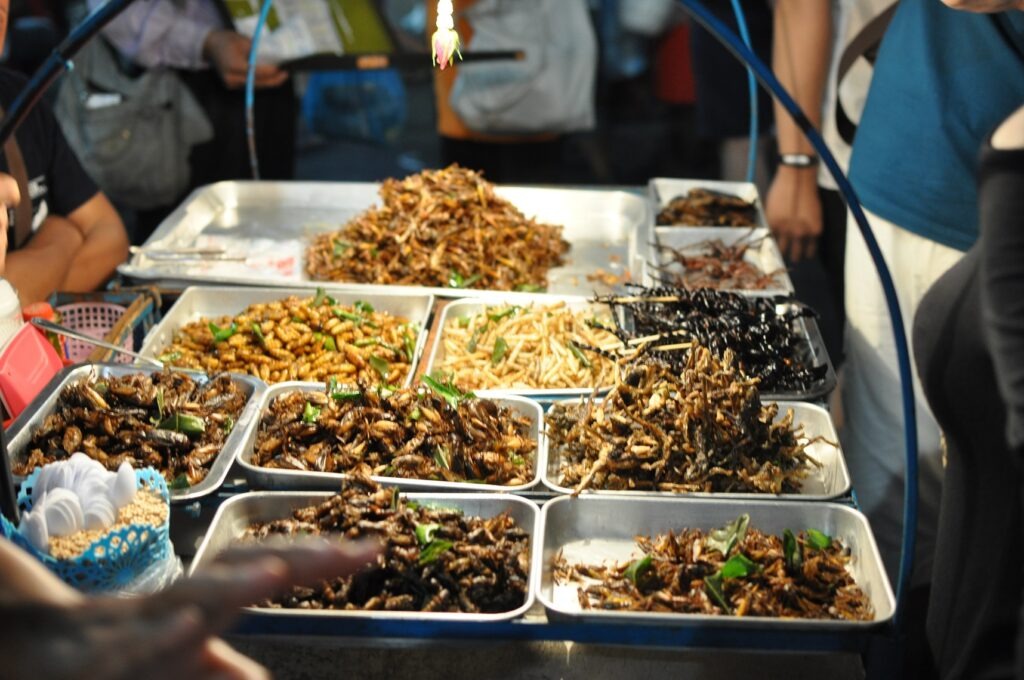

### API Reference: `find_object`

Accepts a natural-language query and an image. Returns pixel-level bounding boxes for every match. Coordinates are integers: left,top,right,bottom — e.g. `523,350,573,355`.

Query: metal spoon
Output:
30,317,164,368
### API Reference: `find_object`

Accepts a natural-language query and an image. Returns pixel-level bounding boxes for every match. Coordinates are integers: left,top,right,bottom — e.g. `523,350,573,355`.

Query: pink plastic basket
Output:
55,302,132,363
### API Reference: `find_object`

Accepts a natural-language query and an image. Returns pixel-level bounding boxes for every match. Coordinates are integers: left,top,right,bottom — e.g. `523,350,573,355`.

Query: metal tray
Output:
423,296,620,401
239,381,547,492
649,178,768,234
5,363,265,503
644,227,793,295
117,181,648,299
619,298,837,402
137,286,435,388
190,490,541,622
537,495,894,630
542,400,850,500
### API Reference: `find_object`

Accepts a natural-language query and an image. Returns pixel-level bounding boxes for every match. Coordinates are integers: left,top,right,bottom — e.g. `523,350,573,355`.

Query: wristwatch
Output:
777,153,818,168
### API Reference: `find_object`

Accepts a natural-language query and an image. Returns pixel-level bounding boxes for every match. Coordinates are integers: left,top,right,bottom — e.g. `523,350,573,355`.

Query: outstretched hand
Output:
765,166,823,263
0,537,381,680
202,30,289,90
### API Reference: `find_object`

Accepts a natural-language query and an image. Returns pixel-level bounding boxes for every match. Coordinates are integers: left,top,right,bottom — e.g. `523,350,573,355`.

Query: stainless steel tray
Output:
118,181,648,298
5,363,265,503
645,227,793,295
537,495,894,630
423,295,620,401
542,400,850,500
649,178,768,233
138,286,435,388
239,381,547,492
190,490,541,622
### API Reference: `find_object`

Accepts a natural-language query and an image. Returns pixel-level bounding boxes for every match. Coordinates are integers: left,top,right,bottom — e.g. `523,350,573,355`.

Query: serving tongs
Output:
129,246,246,261
30,318,164,368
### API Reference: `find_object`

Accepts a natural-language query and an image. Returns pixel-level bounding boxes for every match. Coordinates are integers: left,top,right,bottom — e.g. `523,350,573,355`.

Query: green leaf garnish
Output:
456,316,471,328
491,337,508,366
403,330,416,362
410,407,422,421
354,300,375,314
433,446,450,470
322,336,337,352
157,413,206,435
302,401,321,424
169,473,190,490
806,529,832,551
208,321,238,343
421,374,475,409
251,322,267,347
783,528,802,572
334,309,364,324
313,287,328,307
391,487,400,510
705,514,750,557
418,539,454,565
467,324,487,353
354,337,378,347
157,351,181,363
369,356,390,379
447,270,482,289
509,453,525,466
624,554,653,586
487,306,520,322
514,283,544,293
415,523,441,546
704,573,732,614
223,415,235,434
720,553,758,580
332,239,351,257
568,341,592,369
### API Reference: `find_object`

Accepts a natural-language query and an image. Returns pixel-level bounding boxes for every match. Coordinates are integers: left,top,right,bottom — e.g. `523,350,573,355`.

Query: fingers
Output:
803,235,818,260
160,538,381,632
0,173,19,239
201,638,271,680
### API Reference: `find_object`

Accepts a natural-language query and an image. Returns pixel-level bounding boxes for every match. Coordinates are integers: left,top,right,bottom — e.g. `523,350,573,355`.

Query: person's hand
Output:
0,537,381,680
765,166,823,263
941,0,1024,11
0,173,20,276
202,30,288,90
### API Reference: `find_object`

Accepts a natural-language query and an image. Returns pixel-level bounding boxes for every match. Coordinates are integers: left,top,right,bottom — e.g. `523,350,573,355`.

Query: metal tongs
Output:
129,246,246,261
31,318,164,368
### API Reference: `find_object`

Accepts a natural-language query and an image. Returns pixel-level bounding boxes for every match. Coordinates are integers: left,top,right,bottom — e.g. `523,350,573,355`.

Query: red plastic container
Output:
0,323,64,420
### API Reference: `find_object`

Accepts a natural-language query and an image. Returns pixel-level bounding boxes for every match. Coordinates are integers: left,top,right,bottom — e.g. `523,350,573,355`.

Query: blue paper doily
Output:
0,467,172,594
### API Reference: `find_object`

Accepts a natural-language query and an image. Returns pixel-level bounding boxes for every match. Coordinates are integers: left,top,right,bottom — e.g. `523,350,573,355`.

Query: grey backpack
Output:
54,39,213,210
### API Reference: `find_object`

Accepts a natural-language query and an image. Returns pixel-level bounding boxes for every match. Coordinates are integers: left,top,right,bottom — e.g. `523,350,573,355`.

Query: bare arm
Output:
4,192,128,305
58,192,130,292
765,0,832,262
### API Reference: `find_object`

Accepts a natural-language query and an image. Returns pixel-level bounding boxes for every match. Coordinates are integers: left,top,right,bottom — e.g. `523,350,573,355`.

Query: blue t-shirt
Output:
849,1,1024,252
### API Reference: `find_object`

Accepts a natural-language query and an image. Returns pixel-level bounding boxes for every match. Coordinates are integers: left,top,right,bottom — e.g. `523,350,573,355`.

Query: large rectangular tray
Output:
190,490,541,622
137,286,435,388
238,381,546,492
645,227,793,295
5,363,265,503
423,295,620,401
542,400,850,500
648,178,768,234
537,495,894,630
117,181,648,299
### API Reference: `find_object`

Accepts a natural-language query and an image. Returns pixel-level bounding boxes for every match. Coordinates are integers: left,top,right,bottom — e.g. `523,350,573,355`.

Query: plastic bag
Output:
449,0,597,135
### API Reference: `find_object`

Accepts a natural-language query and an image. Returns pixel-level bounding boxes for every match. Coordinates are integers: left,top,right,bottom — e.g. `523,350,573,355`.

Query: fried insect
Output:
554,518,873,621
156,291,417,385
656,188,759,227
17,371,248,487
439,303,621,390
305,165,570,290
243,476,531,614
652,238,784,290
599,285,828,394
252,382,535,485
547,346,816,494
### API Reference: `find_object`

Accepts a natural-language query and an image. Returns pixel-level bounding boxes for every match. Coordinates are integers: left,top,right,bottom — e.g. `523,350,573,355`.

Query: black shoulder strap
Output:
0,106,34,250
